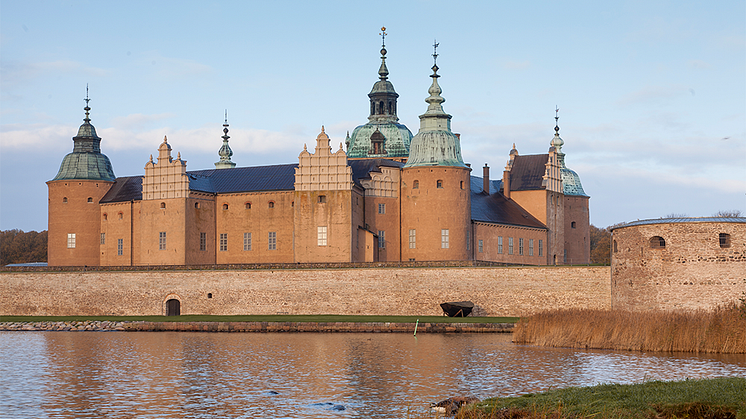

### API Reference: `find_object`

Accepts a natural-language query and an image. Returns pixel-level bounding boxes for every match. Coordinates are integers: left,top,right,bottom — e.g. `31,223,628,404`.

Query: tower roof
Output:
553,109,588,197
404,41,467,168
52,89,116,181
215,111,236,169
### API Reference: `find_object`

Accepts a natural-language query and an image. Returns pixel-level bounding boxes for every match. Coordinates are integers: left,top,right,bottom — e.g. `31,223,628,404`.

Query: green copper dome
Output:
404,51,467,169
52,97,116,181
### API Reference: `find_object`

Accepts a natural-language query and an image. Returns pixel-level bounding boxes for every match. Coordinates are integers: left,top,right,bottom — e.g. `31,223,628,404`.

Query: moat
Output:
2,332,745,418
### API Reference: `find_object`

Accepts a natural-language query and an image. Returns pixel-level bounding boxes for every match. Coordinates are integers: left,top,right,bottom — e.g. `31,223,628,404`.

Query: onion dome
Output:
552,110,587,197
404,42,466,168
52,90,116,181
347,27,413,158
215,111,236,169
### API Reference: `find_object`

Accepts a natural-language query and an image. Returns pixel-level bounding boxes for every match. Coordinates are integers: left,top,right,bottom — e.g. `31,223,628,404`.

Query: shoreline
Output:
0,320,514,333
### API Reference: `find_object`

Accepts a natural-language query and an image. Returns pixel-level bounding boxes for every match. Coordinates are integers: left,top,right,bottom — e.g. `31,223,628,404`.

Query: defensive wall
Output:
1,265,610,317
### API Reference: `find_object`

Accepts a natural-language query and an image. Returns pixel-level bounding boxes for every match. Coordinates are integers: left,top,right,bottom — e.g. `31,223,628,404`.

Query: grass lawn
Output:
0,314,518,324
459,377,746,419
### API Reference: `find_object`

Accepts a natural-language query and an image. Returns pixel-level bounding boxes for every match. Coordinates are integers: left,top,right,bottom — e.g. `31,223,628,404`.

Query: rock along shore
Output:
0,321,514,333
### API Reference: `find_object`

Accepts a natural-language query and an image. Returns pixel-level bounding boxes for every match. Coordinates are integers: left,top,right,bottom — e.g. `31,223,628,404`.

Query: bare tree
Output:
713,210,742,218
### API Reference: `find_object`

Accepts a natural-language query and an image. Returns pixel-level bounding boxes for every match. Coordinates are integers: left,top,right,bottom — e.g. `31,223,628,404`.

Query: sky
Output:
1,0,744,232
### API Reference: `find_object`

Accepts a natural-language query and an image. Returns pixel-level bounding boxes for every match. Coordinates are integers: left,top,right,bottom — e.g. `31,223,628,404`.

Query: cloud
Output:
0,123,72,151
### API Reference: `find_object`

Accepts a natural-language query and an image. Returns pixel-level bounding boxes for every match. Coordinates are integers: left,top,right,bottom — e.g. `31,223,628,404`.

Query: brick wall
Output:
0,266,609,317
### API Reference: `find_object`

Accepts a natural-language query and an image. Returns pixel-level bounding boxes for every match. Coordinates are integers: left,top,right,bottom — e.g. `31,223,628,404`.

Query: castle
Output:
47,37,590,267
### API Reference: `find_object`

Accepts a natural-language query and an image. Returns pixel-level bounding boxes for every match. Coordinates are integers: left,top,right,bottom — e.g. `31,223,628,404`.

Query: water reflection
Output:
1,332,745,418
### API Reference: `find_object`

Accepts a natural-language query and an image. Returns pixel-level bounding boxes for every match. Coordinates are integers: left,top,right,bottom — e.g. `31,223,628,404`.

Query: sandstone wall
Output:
0,266,609,317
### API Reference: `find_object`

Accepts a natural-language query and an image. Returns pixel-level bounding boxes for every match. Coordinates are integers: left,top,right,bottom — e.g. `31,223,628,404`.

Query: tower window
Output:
571,221,576,228
268,201,275,209
378,230,385,249
650,236,665,249
103,213,108,221
118,212,123,220
195,202,200,209
460,181,464,189
413,180,419,189
200,232,207,251
378,203,386,214
318,195,326,203
719,233,731,248
223,203,229,210
160,202,166,209
245,202,251,209
437,180,443,188
100,233,105,245
63,197,68,203
87,197,93,203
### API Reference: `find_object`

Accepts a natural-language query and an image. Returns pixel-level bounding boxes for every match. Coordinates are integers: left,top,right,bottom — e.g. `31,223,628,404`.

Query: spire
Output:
378,26,389,81
215,110,236,169
551,106,565,156
84,84,91,124
367,26,399,123
423,40,447,116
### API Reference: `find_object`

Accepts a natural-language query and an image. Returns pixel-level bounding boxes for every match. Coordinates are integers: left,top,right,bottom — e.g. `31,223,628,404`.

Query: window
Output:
118,212,123,220
478,239,484,253
160,202,166,209
613,240,618,253
219,233,228,251
409,229,416,249
200,232,207,251
466,230,470,250
498,236,503,254
508,237,514,255
539,239,543,256
318,195,326,203
245,202,251,209
441,229,449,249
268,201,275,209
437,180,443,188
650,236,665,249
719,233,731,248
243,232,252,251
529,239,534,256
223,203,229,210
63,197,68,203
564,249,567,263
100,233,105,245
519,238,524,255
117,238,123,256
460,181,464,189
571,221,576,229
103,213,108,221
378,203,386,214
318,226,327,246
67,233,76,248
88,197,93,203
268,232,276,250
159,232,167,250
378,230,385,249
195,202,200,209
413,180,419,189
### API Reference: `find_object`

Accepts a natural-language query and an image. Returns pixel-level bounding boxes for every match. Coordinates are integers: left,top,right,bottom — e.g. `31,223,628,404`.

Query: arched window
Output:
103,213,108,221
160,202,166,209
379,101,384,114
194,202,200,209
460,181,464,189
413,180,419,189
223,203,229,210
118,212,123,220
719,233,731,248
650,236,665,249
571,221,576,229
613,240,618,253
268,201,275,209
87,197,93,203
245,202,251,209
437,180,443,188
63,197,68,203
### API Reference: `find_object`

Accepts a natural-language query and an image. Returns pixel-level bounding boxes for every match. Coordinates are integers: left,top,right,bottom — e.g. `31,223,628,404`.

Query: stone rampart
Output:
0,266,609,317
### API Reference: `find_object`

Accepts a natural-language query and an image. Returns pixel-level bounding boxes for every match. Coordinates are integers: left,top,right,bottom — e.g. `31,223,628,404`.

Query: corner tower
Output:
346,28,413,161
401,43,471,261
47,90,116,266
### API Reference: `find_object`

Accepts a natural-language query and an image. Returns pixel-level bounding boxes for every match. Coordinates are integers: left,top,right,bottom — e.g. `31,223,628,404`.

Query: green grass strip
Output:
469,377,746,419
0,314,518,324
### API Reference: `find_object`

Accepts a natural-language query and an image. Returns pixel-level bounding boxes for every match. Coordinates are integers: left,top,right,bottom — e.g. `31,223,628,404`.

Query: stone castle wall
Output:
611,221,746,311
1,266,609,317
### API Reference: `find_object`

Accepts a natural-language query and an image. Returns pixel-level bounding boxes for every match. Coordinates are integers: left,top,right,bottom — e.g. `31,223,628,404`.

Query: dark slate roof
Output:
470,176,546,229
100,176,143,203
510,154,548,191
349,159,405,186
612,217,746,230
187,164,298,193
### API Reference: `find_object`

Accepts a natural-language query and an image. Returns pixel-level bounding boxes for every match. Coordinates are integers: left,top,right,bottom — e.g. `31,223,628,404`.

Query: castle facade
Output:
47,40,590,267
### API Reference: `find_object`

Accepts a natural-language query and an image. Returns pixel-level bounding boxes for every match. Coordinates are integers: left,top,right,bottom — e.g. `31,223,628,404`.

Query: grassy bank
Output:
457,377,746,419
0,314,518,324
513,305,746,353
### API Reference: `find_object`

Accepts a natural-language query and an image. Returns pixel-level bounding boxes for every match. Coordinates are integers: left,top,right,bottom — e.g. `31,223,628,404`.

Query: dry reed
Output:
512,304,746,353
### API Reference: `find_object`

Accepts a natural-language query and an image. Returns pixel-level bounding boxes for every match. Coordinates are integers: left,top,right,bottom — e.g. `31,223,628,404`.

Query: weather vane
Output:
432,39,439,66
380,26,387,47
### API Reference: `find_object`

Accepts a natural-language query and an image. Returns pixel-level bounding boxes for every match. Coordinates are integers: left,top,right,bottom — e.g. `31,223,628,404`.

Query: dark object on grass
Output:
440,301,474,317
430,396,479,415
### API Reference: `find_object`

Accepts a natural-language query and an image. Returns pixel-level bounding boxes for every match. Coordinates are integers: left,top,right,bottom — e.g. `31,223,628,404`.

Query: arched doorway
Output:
166,299,180,316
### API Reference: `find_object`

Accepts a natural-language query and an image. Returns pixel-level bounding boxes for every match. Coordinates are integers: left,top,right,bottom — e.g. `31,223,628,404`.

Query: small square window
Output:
268,201,275,209
318,195,326,203
412,180,419,189
437,180,443,188
719,233,731,248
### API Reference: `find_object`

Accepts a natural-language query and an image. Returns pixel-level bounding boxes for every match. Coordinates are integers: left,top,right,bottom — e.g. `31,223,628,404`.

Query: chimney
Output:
503,167,511,199
483,164,490,194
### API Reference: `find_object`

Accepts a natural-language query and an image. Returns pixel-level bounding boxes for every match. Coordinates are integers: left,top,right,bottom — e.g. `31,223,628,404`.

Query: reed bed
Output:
512,304,746,353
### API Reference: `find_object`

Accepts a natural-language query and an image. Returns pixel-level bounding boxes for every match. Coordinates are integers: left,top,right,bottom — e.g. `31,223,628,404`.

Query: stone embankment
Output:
0,321,514,333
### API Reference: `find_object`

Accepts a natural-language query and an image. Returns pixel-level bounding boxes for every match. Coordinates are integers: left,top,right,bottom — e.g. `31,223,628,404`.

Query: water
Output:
1,332,745,418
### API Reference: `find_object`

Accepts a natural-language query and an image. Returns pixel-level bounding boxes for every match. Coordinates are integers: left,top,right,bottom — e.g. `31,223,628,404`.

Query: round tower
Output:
401,43,471,261
47,91,116,266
